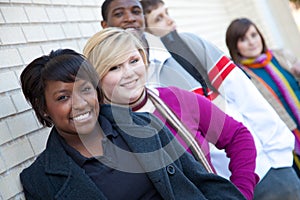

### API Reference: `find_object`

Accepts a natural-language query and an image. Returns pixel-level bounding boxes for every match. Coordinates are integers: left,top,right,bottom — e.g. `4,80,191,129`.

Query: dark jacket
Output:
20,105,245,200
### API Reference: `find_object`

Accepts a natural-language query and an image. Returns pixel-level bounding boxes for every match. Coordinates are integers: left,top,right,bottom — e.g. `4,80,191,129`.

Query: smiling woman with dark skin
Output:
19,49,246,200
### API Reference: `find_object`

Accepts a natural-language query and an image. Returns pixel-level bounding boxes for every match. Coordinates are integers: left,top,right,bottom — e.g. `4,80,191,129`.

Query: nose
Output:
248,37,256,45
72,92,88,110
124,11,136,23
167,16,174,25
123,64,135,78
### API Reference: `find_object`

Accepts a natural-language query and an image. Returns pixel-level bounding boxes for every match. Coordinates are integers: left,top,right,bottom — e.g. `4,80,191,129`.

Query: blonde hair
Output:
83,27,148,79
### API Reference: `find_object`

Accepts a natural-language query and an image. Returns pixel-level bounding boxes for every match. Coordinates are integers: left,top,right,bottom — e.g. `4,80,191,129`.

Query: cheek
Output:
101,75,119,98
137,66,146,79
237,42,247,54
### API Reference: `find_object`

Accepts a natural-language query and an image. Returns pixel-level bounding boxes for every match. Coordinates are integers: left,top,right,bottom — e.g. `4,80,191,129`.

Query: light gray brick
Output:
60,40,80,52
78,38,89,52
0,12,4,24
0,26,26,45
22,25,47,42
11,92,31,113
51,0,68,5
0,48,23,68
46,7,66,22
0,156,5,174
41,43,61,54
78,23,96,37
0,137,34,175
11,0,31,3
25,6,48,23
44,24,65,40
32,0,51,4
16,68,24,82
16,193,26,200
0,165,25,199
67,0,82,5
82,0,99,6
0,6,28,23
92,8,101,20
92,22,102,32
10,165,26,192
0,71,20,93
62,23,81,38
79,7,96,21
28,128,50,155
7,111,40,139
0,121,12,146
18,45,43,65
64,7,81,21
0,96,16,119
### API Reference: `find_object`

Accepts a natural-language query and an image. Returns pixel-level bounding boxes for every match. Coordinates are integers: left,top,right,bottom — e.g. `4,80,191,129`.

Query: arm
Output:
198,94,258,200
160,86,258,200
218,68,294,171
177,146,246,200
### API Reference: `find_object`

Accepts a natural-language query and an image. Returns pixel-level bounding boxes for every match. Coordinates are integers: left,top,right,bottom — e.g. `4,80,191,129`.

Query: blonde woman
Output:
83,27,258,200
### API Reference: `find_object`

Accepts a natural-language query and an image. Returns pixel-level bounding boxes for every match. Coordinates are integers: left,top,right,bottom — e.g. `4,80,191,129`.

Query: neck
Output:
61,124,104,158
103,89,148,111
131,89,147,111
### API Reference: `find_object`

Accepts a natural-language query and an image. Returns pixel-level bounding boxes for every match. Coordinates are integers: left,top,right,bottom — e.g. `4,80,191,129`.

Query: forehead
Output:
108,0,142,12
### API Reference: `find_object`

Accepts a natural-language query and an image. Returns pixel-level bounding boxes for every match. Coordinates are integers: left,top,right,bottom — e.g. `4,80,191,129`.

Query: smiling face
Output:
101,49,146,105
145,3,176,37
44,79,100,138
101,0,145,37
237,25,263,59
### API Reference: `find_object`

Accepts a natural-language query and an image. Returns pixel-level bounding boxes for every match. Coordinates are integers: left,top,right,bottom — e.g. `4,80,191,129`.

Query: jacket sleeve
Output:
162,86,258,200
219,68,294,171
195,91,258,200
177,145,246,200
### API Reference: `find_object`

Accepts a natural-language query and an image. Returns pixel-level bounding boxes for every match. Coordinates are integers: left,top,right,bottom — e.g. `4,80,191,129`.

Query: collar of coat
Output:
43,104,185,199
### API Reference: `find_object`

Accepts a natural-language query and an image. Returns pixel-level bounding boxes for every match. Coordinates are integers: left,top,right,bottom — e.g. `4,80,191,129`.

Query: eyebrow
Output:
112,5,142,13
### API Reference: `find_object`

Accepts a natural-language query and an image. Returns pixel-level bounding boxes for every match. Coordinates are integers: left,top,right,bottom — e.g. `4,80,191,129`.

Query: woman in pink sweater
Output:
83,27,258,200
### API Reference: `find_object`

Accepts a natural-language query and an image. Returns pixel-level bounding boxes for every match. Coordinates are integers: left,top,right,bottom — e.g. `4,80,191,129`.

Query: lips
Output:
121,79,138,88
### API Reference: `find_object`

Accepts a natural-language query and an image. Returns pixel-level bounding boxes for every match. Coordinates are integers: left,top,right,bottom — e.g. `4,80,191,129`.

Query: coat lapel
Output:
44,130,106,200
100,105,175,199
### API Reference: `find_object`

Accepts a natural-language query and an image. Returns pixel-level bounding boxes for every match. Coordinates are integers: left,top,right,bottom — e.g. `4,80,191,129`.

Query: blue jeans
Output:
254,167,300,200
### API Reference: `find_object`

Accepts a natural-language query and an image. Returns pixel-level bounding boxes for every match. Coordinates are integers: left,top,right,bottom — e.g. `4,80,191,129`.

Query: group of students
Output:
19,0,300,199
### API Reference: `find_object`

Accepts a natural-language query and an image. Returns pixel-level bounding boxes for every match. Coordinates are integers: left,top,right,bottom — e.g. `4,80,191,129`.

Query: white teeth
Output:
73,112,89,121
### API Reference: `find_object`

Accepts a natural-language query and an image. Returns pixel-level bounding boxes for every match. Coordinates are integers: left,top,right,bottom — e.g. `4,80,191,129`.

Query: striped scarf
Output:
241,50,300,126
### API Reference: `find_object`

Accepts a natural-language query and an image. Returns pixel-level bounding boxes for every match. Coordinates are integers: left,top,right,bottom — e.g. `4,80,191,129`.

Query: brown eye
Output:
251,32,257,38
57,95,68,101
132,8,142,15
113,11,123,18
130,59,139,64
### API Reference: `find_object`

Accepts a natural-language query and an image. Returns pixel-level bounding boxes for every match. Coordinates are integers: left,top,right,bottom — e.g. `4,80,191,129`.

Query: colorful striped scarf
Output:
241,50,300,126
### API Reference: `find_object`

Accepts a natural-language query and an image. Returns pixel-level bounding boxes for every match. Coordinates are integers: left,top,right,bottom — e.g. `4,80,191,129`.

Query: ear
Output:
101,20,108,29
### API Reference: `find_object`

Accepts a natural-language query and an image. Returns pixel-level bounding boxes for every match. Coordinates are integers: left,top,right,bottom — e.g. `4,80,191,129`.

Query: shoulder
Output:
157,86,205,102
179,32,205,45
20,151,47,193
